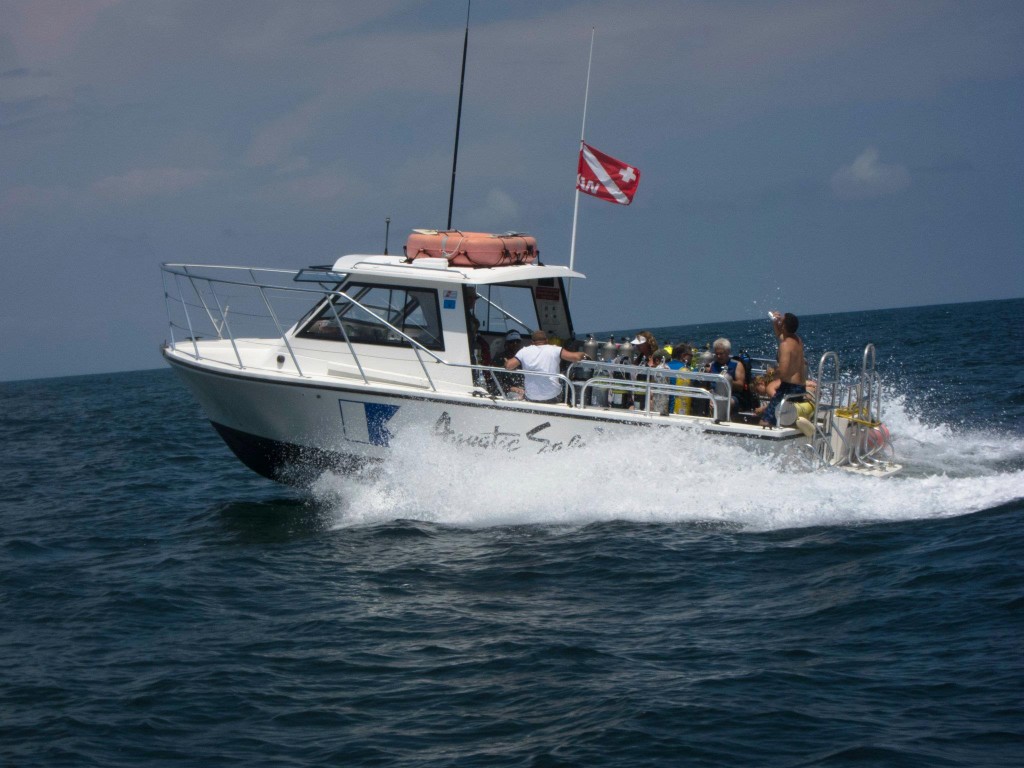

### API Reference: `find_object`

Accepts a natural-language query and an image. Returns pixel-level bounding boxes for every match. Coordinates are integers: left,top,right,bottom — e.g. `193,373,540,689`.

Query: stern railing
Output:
809,344,896,470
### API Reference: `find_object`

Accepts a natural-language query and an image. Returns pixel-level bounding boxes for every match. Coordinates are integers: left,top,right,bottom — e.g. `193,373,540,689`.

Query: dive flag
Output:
576,142,640,205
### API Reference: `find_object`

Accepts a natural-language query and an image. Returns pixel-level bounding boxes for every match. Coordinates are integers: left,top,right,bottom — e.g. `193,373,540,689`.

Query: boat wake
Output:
312,395,1024,532
883,392,1024,477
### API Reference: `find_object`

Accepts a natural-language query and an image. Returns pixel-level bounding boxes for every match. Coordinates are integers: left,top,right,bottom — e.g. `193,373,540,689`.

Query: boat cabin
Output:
284,254,581,391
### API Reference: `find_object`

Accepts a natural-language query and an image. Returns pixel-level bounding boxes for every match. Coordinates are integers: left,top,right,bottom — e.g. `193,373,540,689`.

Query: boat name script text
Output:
433,412,586,453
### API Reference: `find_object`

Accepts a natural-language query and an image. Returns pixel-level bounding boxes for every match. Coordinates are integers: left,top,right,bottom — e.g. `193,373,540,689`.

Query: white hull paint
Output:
167,351,799,482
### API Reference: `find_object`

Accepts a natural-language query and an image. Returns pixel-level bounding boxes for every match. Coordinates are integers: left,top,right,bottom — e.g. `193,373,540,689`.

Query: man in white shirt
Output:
504,330,587,403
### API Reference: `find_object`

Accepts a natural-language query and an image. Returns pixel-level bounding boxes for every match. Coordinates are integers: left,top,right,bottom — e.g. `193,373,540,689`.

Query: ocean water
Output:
1,298,1023,767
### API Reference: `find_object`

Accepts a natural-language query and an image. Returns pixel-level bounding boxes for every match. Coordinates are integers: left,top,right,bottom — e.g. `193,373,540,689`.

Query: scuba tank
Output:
601,336,617,362
611,338,633,408
588,336,615,407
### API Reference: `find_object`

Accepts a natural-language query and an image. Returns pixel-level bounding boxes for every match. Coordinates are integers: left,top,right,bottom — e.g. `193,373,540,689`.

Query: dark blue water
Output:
2,299,1023,767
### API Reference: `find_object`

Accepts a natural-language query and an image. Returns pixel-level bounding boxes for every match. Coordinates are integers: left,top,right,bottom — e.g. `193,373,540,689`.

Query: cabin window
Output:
298,283,444,350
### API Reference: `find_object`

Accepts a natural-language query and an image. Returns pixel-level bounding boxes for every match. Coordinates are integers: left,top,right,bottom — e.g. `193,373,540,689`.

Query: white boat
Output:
160,233,901,482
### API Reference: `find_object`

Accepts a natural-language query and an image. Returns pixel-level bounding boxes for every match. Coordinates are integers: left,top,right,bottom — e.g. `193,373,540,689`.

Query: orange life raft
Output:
405,230,538,267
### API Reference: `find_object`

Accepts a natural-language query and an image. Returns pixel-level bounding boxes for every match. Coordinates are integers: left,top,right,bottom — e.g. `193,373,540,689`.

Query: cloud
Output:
90,167,216,201
277,170,357,202
830,147,911,200
243,97,326,169
464,188,521,229
4,0,125,67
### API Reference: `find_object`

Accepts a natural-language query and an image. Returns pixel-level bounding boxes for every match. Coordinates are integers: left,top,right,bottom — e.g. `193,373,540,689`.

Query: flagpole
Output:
568,27,595,284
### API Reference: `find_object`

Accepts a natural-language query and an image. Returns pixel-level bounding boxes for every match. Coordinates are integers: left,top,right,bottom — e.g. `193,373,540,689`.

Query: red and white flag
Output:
576,142,640,205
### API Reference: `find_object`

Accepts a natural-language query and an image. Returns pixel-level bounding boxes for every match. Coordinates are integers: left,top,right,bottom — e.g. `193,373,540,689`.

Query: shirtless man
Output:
761,312,807,427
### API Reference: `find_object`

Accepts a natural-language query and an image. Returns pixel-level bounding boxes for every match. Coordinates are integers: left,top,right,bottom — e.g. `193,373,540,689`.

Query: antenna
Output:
383,217,391,255
447,1,471,231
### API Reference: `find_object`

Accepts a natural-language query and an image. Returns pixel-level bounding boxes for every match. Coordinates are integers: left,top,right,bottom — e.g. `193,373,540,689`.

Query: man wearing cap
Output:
504,330,587,404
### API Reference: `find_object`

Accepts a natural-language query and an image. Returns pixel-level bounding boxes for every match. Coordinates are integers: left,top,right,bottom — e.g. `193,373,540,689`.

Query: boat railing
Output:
578,378,726,420
466,361,727,418
163,263,785,425
843,343,894,468
810,350,845,465
467,364,578,405
809,344,896,471
164,263,594,403
567,360,733,420
162,263,449,386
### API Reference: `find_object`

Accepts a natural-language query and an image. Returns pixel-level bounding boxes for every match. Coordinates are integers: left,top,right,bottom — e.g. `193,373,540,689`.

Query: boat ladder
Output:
809,344,901,477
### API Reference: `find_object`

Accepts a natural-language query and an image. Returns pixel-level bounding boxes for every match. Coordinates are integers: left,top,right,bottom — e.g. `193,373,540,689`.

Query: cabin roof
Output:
325,254,585,286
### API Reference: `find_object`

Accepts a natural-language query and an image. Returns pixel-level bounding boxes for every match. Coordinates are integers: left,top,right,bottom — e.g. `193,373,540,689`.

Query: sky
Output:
2,0,1022,381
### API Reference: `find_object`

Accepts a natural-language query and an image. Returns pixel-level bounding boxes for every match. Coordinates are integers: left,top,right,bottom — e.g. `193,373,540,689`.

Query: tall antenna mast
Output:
447,1,471,230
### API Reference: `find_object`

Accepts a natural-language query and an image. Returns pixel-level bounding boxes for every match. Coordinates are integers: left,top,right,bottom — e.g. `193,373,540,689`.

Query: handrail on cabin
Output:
161,263,448,387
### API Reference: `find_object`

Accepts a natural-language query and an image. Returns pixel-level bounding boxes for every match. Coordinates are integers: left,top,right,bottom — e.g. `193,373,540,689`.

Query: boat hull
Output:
209,421,370,482
166,351,799,484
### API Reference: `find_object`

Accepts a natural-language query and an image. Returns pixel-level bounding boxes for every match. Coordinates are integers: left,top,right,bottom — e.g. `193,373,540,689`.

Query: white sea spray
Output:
314,394,1024,532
